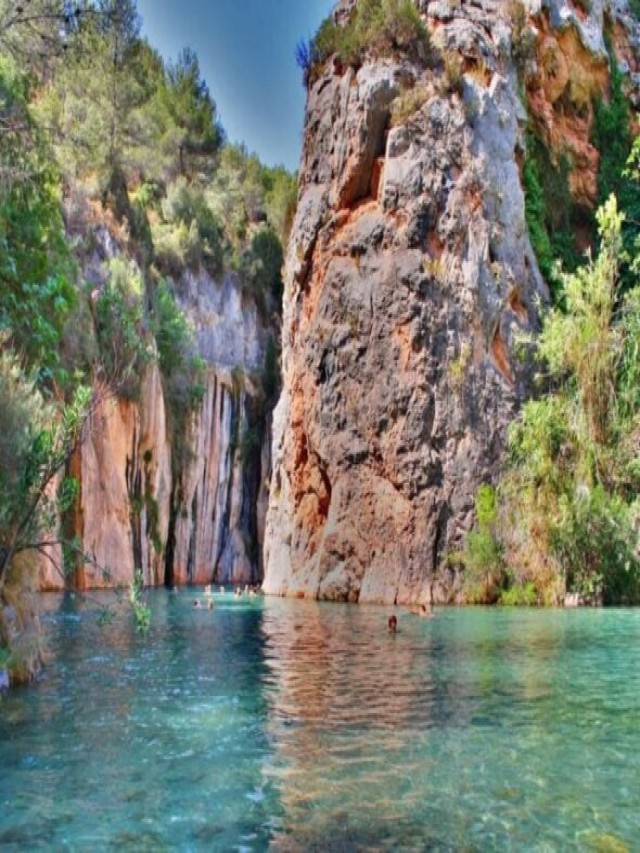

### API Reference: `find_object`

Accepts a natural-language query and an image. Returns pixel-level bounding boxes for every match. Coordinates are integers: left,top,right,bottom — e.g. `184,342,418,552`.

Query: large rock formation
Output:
39,249,273,592
264,0,640,603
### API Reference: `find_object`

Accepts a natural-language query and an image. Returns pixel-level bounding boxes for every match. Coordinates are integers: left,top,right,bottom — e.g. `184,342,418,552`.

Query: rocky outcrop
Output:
264,0,639,603
39,264,273,592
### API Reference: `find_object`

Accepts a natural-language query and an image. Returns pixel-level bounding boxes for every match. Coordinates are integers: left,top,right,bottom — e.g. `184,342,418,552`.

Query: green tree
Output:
502,196,640,604
38,0,151,190
0,0,82,78
0,55,77,386
0,344,93,589
157,47,223,178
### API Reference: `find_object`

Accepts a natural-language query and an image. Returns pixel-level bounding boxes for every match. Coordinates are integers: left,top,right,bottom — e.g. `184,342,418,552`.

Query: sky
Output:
136,0,335,172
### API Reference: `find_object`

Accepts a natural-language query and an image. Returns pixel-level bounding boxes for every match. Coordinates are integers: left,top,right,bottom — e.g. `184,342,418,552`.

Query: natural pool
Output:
0,592,639,850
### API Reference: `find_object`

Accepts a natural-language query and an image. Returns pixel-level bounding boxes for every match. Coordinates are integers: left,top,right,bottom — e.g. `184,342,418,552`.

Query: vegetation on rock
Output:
297,0,431,83
466,198,640,606
0,0,292,683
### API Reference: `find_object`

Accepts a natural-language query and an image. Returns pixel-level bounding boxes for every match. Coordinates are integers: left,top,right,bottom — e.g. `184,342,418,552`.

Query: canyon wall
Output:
39,252,273,591
264,0,640,603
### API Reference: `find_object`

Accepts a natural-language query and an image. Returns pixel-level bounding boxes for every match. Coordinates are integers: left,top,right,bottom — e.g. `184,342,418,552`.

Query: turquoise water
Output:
1,593,639,850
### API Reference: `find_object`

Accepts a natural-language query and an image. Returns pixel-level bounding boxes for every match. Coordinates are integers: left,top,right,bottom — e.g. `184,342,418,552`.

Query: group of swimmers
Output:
192,583,262,608
234,584,261,598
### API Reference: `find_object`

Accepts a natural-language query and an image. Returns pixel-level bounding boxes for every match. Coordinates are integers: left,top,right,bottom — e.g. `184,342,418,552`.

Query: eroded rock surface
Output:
264,0,639,603
39,262,272,591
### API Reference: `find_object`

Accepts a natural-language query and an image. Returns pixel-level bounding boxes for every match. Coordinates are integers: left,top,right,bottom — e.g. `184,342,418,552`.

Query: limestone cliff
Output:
39,250,273,592
264,0,640,603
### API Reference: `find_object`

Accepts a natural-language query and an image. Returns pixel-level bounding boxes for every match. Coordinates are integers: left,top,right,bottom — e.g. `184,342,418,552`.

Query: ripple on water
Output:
0,595,639,849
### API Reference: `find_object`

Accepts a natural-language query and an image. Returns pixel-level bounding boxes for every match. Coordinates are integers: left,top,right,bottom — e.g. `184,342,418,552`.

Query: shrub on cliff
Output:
497,197,640,605
459,485,506,604
94,258,152,399
299,0,432,82
151,278,206,413
155,179,225,278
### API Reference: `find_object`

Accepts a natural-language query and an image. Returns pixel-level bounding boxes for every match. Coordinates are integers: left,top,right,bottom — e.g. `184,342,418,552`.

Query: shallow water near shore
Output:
0,592,639,850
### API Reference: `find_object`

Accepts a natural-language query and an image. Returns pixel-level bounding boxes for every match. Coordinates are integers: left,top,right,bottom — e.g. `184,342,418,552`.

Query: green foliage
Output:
305,0,431,78
509,0,537,75
155,178,224,276
262,167,298,246
151,278,205,411
461,485,505,604
0,344,92,589
592,40,633,209
503,197,640,605
129,569,151,633
152,279,192,376
35,0,150,188
94,258,152,399
0,57,77,385
551,487,639,605
499,582,537,607
155,47,223,178
591,39,640,291
523,155,556,285
522,132,581,299
238,228,284,309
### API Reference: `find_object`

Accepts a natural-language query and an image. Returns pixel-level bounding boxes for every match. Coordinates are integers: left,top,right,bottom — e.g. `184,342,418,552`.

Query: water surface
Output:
1,592,639,850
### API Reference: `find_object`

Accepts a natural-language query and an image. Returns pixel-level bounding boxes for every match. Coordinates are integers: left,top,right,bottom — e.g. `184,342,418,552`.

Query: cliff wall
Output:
39,256,272,592
264,0,640,603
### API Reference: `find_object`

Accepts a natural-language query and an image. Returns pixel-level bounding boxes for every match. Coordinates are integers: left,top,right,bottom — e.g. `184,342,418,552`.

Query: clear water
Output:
1,593,639,851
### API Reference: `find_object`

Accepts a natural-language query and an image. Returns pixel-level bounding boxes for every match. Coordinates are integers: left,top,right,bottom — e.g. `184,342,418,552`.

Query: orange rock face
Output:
263,0,640,604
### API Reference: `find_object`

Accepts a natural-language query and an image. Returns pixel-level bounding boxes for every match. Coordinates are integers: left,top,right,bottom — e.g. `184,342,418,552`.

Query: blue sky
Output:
136,0,335,171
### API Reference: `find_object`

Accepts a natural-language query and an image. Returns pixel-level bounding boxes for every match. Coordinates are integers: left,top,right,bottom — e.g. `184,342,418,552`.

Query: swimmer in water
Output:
388,614,398,632
193,599,201,609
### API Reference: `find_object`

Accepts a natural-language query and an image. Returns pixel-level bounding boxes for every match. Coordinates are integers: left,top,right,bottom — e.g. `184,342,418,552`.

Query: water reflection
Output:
0,595,639,849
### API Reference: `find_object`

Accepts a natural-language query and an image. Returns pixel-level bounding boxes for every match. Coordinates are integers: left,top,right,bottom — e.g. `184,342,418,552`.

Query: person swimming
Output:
410,604,431,618
388,614,398,632
193,599,201,609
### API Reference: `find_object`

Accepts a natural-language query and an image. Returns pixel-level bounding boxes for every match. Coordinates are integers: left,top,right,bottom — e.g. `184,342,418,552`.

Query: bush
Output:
94,258,152,399
308,0,432,73
501,198,640,605
157,178,224,277
552,487,639,604
499,582,538,607
390,83,430,126
522,132,581,299
509,0,537,76
151,278,207,415
461,485,505,604
591,38,640,293
238,227,284,309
